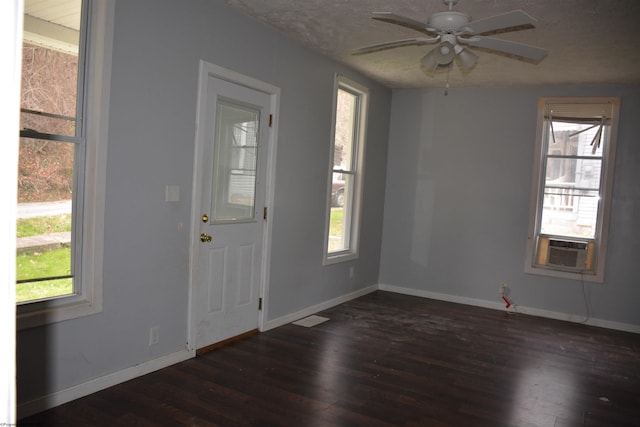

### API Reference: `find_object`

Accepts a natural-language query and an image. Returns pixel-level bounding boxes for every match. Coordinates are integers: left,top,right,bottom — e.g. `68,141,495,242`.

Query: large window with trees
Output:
324,76,368,264
525,98,620,282
17,0,112,328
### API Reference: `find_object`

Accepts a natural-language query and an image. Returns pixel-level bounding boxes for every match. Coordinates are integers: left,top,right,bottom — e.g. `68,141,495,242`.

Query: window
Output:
525,98,620,282
16,0,113,328
324,76,368,264
211,100,259,221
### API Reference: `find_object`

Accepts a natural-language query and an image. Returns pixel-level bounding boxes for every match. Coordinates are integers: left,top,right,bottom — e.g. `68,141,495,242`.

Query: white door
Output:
194,76,271,349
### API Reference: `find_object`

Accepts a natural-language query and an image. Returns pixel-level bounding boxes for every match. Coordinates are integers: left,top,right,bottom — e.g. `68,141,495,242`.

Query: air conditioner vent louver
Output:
547,239,588,269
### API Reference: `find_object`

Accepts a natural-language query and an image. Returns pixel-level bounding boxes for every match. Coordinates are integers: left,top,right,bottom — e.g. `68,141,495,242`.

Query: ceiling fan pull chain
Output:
444,63,451,96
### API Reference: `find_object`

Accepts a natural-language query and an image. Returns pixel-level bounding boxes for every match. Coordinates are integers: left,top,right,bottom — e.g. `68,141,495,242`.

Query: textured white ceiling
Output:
223,0,640,89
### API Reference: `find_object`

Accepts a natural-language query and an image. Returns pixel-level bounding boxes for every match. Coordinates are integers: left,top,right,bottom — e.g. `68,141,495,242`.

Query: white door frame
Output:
187,61,279,352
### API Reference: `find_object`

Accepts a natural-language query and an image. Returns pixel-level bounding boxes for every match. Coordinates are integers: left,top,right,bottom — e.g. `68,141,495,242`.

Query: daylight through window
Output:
525,98,619,282
324,76,368,264
17,0,84,303
17,0,110,328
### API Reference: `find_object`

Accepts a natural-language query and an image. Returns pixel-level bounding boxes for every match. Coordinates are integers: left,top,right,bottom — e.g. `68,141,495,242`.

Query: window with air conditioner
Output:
525,98,620,282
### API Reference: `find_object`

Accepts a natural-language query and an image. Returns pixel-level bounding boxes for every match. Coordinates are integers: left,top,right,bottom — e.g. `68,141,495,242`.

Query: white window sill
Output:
524,264,604,283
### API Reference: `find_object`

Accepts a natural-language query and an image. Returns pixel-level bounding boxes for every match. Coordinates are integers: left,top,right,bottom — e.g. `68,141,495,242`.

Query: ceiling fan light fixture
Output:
434,41,455,64
421,41,457,73
420,50,439,72
455,47,479,71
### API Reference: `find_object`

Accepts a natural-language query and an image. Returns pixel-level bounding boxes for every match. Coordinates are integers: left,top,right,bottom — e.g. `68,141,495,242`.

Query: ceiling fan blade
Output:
461,36,547,61
464,10,536,35
352,37,439,54
372,12,435,34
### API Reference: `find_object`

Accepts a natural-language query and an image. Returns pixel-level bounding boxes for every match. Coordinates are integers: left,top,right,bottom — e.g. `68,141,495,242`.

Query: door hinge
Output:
263,207,267,220
258,297,263,311
269,114,273,127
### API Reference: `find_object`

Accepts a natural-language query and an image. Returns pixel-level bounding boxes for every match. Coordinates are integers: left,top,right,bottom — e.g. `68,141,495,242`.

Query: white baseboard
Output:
18,347,195,419
379,284,506,311
507,304,640,333
379,283,640,334
19,285,377,419
263,284,378,331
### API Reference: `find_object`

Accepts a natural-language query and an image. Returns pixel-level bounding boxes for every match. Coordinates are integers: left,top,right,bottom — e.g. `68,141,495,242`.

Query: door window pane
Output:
211,100,260,222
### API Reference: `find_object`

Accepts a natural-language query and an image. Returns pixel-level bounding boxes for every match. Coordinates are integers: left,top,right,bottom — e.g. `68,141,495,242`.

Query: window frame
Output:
524,97,620,283
323,75,368,265
17,0,114,329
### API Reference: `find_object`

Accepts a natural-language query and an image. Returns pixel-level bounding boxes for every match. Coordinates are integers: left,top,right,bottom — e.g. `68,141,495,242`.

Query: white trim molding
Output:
263,285,378,331
18,348,195,419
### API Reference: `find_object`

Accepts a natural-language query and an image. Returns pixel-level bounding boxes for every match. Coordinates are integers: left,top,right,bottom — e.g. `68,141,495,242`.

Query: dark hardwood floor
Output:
21,291,640,426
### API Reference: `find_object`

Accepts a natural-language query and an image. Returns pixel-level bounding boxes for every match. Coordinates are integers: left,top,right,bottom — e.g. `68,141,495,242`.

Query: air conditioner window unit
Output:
537,236,595,272
546,239,588,270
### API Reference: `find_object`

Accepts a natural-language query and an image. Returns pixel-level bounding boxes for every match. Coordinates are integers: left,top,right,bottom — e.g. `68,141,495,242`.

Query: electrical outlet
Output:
349,267,354,278
500,283,507,294
149,326,160,346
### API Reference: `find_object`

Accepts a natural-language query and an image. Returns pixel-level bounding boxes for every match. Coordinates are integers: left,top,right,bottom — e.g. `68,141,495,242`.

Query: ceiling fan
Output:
353,0,548,74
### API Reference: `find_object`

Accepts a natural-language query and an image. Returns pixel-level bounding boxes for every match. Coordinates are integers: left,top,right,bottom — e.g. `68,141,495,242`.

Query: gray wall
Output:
17,0,391,405
380,85,640,327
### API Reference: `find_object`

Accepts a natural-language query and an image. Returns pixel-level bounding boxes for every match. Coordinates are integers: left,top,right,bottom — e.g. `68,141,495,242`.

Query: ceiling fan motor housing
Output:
427,11,470,32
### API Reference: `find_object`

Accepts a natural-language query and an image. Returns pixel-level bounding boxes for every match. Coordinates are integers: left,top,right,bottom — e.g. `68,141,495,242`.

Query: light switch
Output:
165,185,180,202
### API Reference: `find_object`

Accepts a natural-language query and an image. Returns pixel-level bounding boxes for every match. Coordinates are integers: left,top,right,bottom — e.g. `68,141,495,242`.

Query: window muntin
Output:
324,76,368,264
526,98,619,281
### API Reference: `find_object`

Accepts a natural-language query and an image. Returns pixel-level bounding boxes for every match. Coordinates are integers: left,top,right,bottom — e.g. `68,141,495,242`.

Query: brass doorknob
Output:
200,233,212,243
